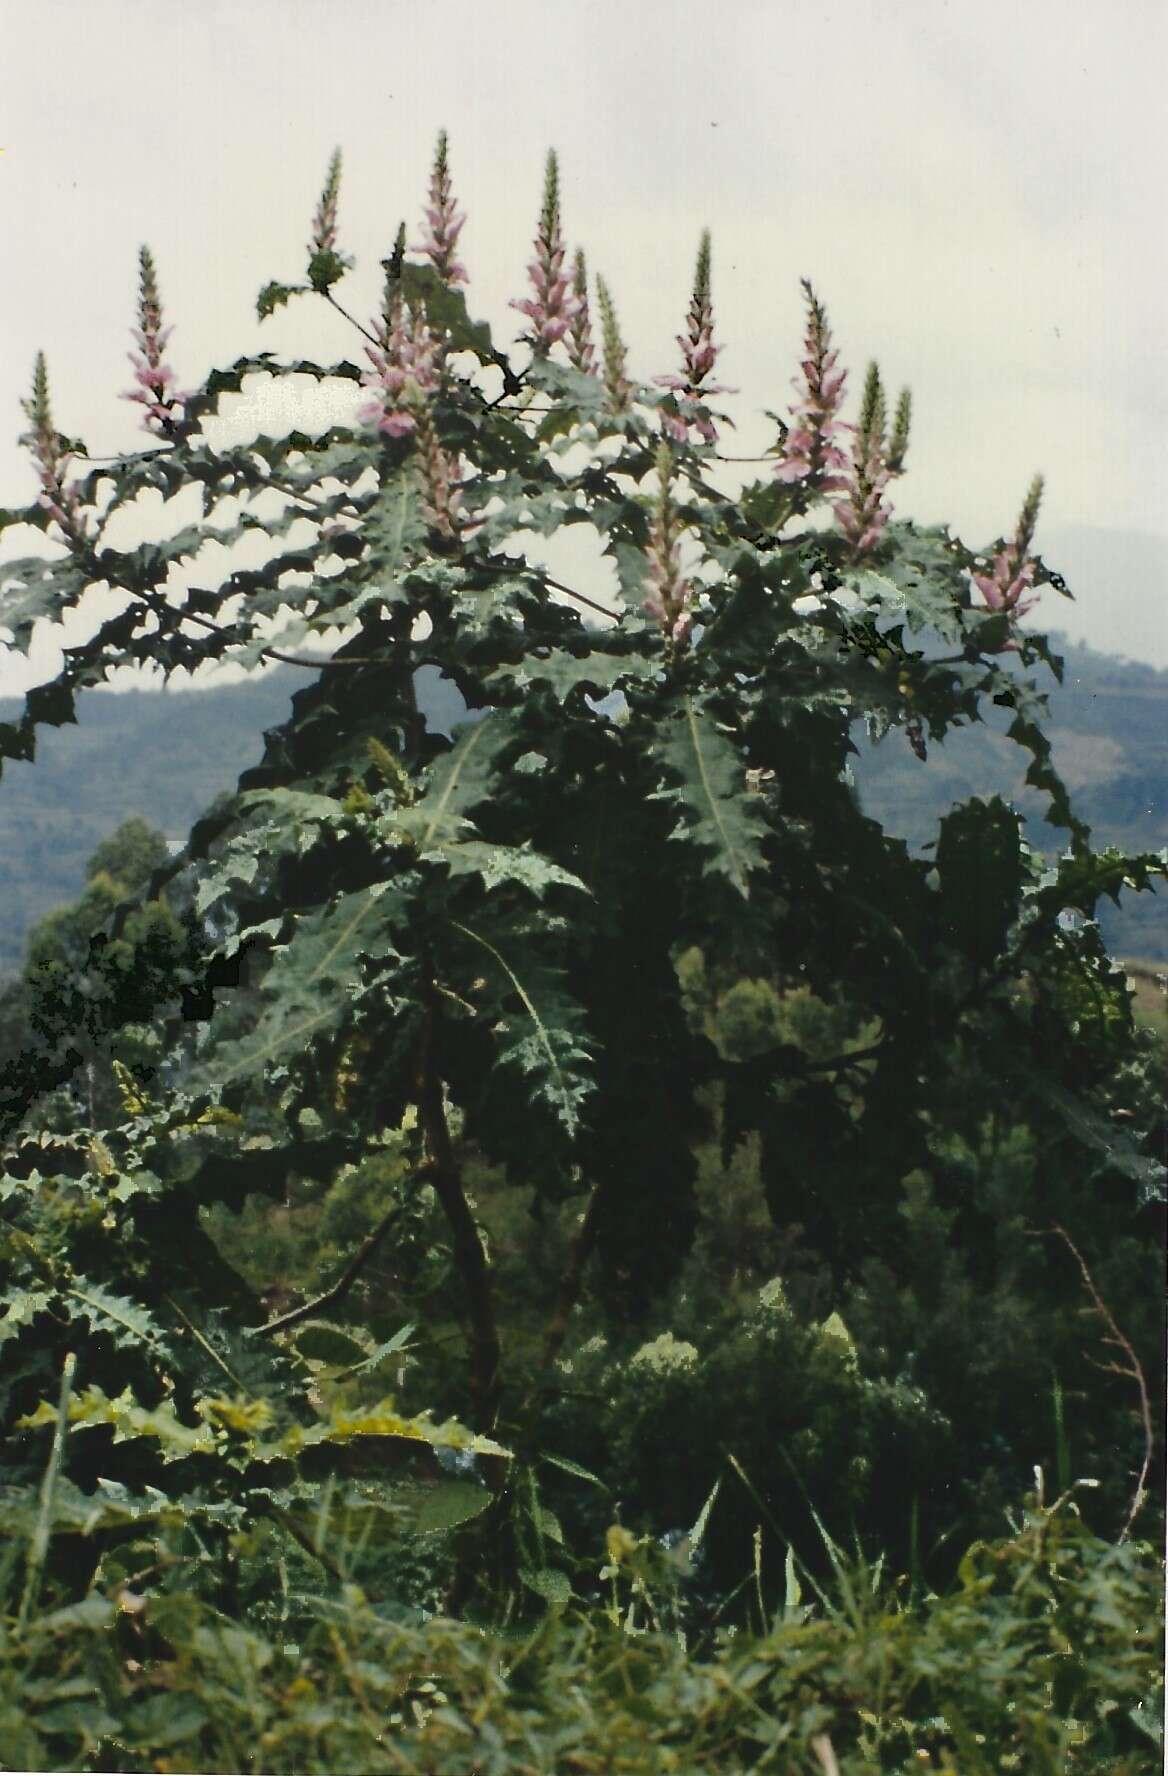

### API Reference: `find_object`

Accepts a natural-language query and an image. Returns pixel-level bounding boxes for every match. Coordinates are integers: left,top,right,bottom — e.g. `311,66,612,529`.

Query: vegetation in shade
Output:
0,131,1163,1771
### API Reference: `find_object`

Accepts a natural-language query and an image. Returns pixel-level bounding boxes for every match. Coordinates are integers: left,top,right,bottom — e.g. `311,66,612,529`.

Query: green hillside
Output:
0,638,1164,978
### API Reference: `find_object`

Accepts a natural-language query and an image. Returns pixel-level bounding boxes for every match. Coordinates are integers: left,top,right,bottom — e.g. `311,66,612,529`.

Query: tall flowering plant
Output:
2,130,1160,1639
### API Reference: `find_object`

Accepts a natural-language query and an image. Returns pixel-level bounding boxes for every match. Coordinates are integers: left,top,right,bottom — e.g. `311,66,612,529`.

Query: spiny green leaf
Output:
491,647,651,701
400,713,518,850
652,699,768,898
0,556,91,655
429,839,589,900
62,1279,175,1359
450,918,594,1138
1029,1080,1165,1204
195,880,411,1087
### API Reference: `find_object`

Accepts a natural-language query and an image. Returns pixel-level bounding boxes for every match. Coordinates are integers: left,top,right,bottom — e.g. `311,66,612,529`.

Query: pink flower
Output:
414,131,468,286
511,151,584,354
121,247,191,437
774,280,850,499
358,285,441,439
971,475,1045,647
654,230,732,442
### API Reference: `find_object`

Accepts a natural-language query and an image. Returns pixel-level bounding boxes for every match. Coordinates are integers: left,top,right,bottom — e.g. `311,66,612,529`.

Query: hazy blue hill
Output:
0,639,1163,977
851,634,1167,958
0,666,469,977
0,672,299,976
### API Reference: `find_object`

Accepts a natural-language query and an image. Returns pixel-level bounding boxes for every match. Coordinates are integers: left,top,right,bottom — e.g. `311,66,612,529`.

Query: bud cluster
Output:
834,361,892,558
645,443,696,647
310,149,343,257
414,405,467,543
20,353,90,544
596,275,633,415
566,249,597,376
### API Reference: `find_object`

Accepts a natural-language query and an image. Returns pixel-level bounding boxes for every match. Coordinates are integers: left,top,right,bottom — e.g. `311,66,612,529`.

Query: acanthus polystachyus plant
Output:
1,131,1163,1573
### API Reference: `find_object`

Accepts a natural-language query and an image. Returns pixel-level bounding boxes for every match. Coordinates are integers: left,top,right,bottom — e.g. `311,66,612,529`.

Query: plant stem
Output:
18,1350,76,1634
415,1002,502,1442
257,1198,418,1336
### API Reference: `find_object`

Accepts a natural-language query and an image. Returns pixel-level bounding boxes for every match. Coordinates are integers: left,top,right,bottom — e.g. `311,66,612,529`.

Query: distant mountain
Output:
851,633,1166,958
0,640,1163,978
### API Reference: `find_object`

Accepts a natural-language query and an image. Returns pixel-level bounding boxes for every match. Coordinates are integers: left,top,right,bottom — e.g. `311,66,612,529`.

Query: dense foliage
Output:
0,136,1162,1770
2,633,1163,984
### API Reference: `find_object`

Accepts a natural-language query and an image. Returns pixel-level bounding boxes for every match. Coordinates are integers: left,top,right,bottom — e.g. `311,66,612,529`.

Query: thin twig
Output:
537,1180,605,1377
1044,1223,1155,1541
258,1196,420,1336
472,559,620,623
323,288,381,348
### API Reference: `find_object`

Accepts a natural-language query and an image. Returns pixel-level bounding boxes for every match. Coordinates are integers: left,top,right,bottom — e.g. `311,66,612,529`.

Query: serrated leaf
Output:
196,880,410,1086
450,918,594,1138
398,713,517,850
195,790,344,915
256,279,306,319
399,263,497,363
652,699,767,898
288,1399,510,1459
1029,1080,1165,1204
63,1279,175,1359
20,1385,216,1460
0,555,91,654
491,647,650,701
430,840,589,900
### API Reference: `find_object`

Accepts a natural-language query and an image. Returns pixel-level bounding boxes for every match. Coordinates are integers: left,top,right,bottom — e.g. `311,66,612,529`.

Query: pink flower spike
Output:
513,150,584,355
415,131,469,286
121,246,188,437
654,230,733,443
775,279,851,509
969,476,1045,647
20,352,91,546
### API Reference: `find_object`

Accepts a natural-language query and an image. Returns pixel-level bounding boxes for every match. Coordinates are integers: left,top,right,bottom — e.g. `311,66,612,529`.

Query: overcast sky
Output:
2,0,1165,688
